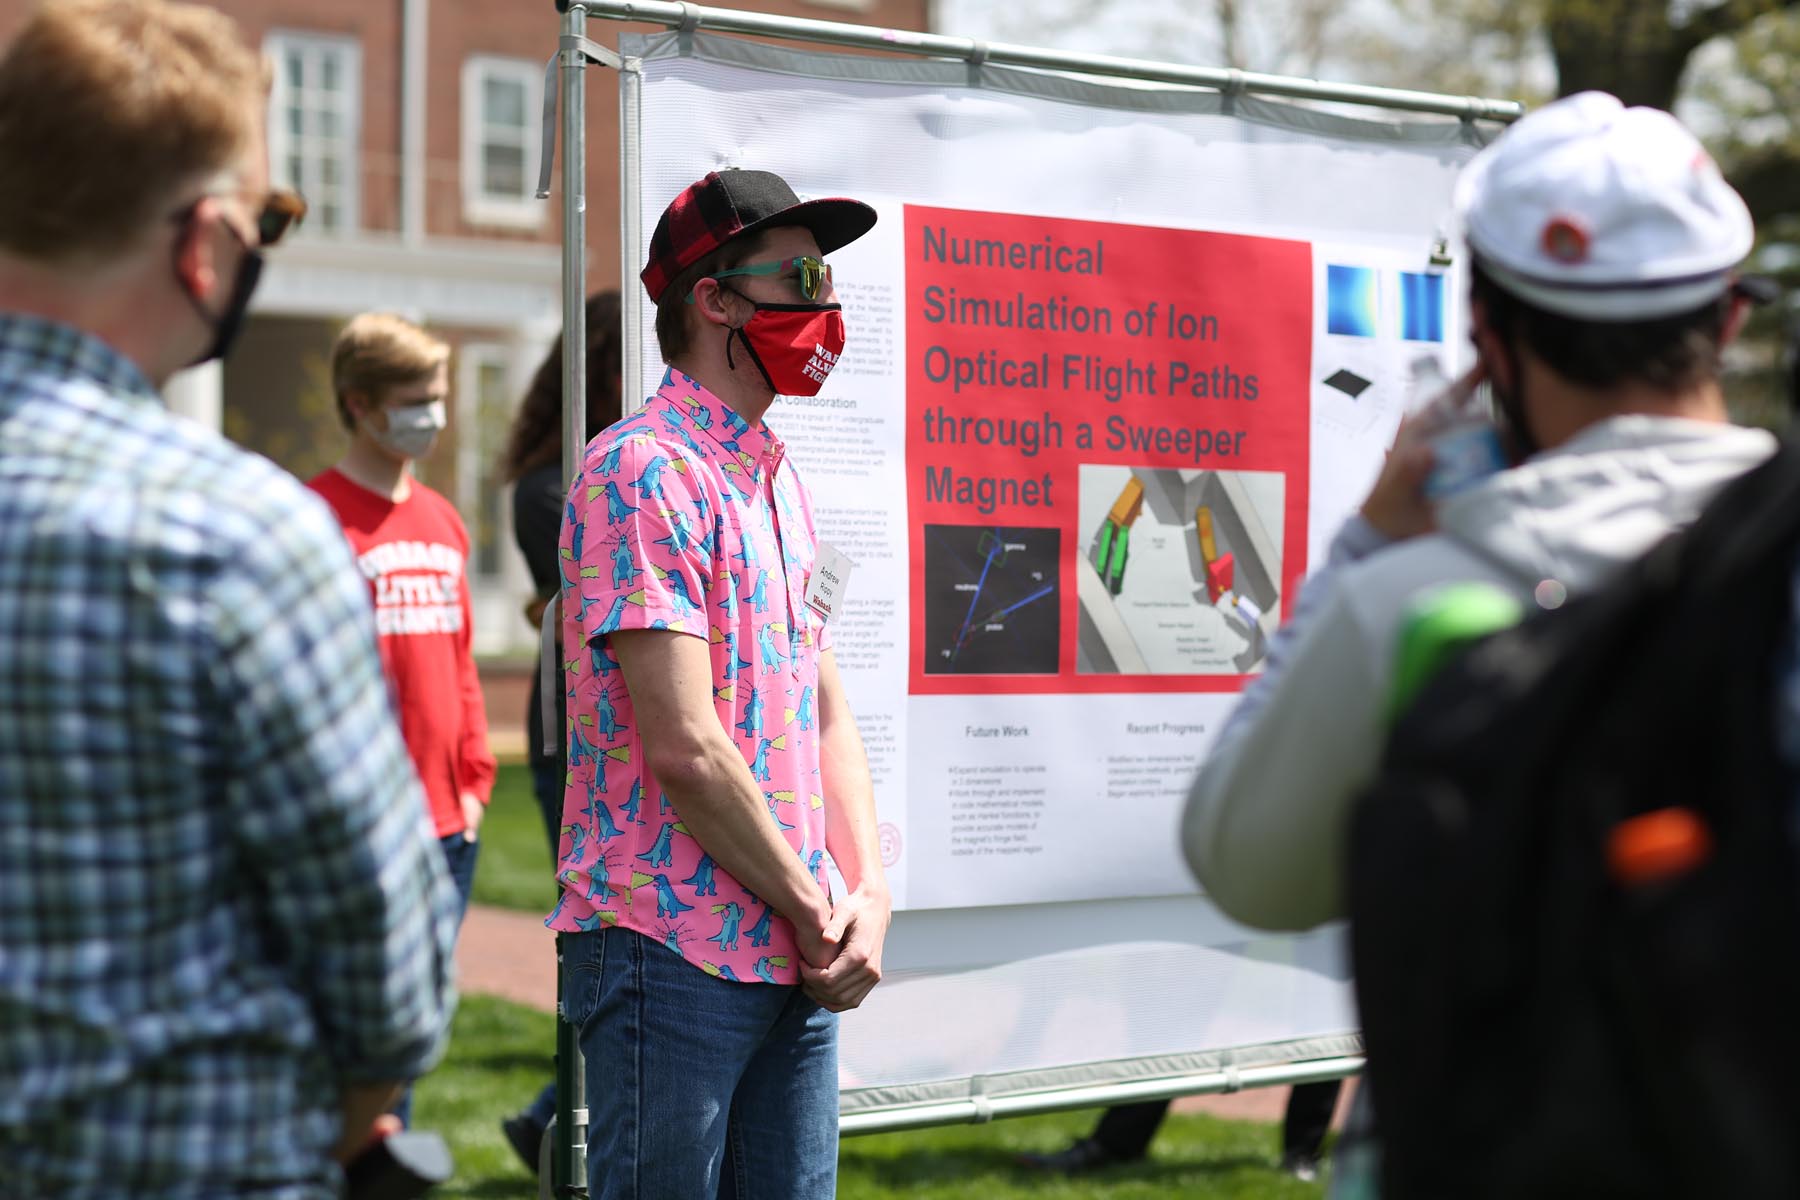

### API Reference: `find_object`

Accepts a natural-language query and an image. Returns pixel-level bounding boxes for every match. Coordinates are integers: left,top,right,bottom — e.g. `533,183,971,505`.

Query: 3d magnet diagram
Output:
1077,466,1283,675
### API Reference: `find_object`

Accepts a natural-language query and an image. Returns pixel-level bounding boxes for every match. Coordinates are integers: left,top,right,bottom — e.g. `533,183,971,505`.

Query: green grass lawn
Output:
458,767,1326,1196
471,762,559,915
413,995,1325,1199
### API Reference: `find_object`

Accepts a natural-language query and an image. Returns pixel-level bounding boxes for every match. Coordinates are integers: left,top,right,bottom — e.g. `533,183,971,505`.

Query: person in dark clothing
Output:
1020,1080,1344,1182
496,289,623,1171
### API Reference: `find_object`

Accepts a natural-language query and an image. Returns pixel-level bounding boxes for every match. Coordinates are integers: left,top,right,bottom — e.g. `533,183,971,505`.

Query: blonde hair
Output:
0,0,269,265
331,313,452,429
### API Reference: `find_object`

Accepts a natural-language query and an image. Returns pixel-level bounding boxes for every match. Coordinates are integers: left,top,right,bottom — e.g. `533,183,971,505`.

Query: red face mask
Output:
726,301,847,397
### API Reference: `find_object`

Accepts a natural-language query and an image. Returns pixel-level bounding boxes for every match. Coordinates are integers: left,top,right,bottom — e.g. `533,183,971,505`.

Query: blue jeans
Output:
564,928,839,1199
392,831,479,1127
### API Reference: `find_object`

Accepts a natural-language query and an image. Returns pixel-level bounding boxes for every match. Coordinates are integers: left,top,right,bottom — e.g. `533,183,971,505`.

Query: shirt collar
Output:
654,367,785,480
0,312,161,407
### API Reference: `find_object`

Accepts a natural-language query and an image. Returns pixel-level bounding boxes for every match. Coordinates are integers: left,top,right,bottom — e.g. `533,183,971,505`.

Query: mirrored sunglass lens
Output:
800,257,824,299
257,193,306,246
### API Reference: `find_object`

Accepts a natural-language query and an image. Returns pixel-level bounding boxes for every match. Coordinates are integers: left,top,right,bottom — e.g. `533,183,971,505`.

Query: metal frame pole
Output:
553,4,590,1195
573,0,1521,123
618,45,644,405
839,1056,1365,1137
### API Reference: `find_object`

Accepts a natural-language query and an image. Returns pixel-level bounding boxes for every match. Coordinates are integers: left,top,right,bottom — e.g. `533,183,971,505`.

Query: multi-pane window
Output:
266,34,360,235
457,346,515,581
461,56,544,228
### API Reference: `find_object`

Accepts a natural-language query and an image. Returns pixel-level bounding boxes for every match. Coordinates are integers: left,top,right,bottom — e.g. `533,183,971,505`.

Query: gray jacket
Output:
1181,415,1776,931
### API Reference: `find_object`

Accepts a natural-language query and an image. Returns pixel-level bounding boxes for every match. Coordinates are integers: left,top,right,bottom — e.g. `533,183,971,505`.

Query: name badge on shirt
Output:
805,542,854,621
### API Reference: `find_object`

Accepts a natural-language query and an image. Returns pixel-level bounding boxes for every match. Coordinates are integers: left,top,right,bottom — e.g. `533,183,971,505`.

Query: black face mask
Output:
177,215,265,366
1487,341,1539,461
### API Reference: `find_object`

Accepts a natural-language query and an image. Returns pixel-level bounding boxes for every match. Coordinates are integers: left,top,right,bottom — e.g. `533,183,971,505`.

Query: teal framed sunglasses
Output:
687,255,833,303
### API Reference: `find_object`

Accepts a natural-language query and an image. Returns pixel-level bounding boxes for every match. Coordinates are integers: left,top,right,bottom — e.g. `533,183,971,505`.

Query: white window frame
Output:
458,341,534,655
265,31,361,237
461,56,546,230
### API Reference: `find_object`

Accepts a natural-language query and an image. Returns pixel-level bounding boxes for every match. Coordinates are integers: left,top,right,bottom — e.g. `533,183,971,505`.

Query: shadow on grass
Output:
841,1143,1272,1188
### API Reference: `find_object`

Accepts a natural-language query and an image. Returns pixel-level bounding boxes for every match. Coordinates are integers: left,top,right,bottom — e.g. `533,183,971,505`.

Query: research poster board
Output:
619,30,1492,1115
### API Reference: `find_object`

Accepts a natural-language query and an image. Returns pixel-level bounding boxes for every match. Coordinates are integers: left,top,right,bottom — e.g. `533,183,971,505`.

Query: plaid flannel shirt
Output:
0,314,459,1198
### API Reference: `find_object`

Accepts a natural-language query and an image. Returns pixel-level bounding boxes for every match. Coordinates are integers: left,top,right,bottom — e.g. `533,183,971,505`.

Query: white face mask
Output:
370,399,447,460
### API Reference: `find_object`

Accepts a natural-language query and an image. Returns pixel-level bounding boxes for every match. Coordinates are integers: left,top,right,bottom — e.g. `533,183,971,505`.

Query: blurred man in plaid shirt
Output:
0,2,459,1196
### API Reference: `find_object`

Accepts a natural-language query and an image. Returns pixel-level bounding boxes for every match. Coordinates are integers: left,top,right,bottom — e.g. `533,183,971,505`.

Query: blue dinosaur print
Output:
610,538,641,589
631,455,671,500
753,955,788,985
746,904,776,948
568,722,599,770
765,791,794,830
596,687,628,739
664,570,699,621
604,480,637,525
751,738,776,783
794,686,816,732
748,569,771,614
708,901,745,952
637,873,694,919
622,779,646,825
581,795,623,842
590,642,620,678
757,624,787,671
635,820,685,868
736,685,765,739
560,553,596,624
566,500,585,562
721,630,743,683
734,536,759,570
562,822,588,867
684,854,717,896
562,866,615,904
656,509,696,556
599,441,624,475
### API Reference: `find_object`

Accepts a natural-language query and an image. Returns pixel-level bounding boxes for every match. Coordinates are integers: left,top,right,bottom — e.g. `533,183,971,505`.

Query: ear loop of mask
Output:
720,285,781,393
1492,338,1539,460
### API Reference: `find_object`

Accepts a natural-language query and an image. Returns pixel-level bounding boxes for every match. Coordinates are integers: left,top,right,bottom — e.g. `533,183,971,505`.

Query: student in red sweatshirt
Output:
307,313,496,1124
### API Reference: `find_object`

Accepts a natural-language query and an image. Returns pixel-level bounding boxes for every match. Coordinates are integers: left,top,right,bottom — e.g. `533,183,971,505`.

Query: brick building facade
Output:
0,0,929,684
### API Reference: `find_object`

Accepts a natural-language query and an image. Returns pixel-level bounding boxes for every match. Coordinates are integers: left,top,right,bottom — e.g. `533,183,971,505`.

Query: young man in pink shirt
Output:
553,169,890,1197
308,314,497,1123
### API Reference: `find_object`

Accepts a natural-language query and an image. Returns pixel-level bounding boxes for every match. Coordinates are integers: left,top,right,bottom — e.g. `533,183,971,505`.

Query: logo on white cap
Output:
1540,217,1590,265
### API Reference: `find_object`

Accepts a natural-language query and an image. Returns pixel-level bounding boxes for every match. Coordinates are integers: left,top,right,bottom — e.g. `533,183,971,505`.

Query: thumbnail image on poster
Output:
1076,466,1284,675
922,524,1060,675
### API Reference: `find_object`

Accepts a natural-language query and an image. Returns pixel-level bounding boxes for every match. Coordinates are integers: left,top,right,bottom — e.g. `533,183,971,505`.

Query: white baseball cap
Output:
1454,91,1753,321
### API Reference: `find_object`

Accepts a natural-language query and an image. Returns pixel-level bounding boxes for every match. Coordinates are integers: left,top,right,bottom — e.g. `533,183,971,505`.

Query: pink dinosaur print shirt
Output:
549,368,832,985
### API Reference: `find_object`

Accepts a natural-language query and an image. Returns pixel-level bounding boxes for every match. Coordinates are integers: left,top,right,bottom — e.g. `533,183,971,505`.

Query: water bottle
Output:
1404,357,1509,500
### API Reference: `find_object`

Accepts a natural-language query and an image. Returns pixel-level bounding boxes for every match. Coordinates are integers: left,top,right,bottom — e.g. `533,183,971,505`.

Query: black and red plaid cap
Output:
640,168,877,304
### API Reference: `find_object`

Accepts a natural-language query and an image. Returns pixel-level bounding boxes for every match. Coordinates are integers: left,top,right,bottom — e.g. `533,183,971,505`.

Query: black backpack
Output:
1347,436,1800,1199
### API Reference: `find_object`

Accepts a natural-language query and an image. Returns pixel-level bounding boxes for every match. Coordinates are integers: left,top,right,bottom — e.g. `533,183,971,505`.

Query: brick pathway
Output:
456,903,1353,1127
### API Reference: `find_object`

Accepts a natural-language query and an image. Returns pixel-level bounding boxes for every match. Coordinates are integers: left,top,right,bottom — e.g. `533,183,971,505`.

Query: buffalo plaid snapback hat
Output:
640,168,877,304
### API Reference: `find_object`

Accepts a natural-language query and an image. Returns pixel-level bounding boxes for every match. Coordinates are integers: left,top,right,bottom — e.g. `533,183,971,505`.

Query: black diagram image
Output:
1077,467,1284,675
922,525,1060,675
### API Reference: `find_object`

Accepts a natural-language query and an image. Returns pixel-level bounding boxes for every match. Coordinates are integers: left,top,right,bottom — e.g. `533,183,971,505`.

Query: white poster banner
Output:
620,31,1493,1114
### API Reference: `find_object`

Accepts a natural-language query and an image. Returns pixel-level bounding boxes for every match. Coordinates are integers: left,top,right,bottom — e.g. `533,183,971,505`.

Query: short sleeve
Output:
566,428,714,648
